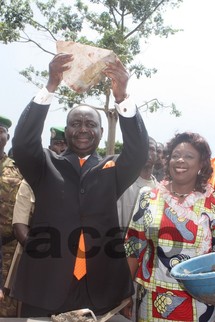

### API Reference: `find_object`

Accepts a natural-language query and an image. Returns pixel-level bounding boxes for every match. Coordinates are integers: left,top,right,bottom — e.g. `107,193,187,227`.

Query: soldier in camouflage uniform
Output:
0,115,22,316
0,240,3,302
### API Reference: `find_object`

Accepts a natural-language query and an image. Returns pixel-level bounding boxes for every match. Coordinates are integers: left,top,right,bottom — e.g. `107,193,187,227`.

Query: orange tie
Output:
73,230,87,280
74,158,87,280
79,158,86,167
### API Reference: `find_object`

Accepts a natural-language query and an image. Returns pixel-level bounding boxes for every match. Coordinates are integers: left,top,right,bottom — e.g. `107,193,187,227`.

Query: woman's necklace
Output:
170,182,192,198
171,191,189,198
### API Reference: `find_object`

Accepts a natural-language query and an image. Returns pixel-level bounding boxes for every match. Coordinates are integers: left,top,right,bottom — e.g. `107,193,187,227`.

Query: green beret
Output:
0,115,12,130
50,126,65,141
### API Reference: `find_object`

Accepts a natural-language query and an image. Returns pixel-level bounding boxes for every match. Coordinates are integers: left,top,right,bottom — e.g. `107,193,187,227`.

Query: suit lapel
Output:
61,150,102,177
80,152,102,181
84,152,102,169
61,149,80,174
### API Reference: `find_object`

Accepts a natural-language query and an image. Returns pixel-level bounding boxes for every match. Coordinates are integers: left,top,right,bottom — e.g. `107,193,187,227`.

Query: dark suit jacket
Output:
12,101,148,312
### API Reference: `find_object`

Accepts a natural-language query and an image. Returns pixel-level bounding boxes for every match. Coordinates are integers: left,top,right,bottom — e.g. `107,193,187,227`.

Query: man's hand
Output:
0,289,4,301
13,223,29,247
120,296,133,320
103,58,129,104
46,53,74,93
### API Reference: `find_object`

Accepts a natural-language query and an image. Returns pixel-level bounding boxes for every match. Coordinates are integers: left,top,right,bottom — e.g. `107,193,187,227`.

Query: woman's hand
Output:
193,294,215,306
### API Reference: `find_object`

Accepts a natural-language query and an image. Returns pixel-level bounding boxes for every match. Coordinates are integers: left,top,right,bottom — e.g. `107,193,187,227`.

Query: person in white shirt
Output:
117,136,157,322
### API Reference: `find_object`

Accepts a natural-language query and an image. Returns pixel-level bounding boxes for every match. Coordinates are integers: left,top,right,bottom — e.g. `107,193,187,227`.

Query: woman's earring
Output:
198,170,201,175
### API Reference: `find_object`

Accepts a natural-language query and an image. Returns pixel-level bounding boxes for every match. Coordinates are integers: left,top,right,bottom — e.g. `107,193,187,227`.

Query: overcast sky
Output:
1,0,215,155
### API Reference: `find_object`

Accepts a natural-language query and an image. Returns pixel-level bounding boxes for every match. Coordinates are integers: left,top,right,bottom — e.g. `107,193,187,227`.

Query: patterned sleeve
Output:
204,189,215,250
210,196,215,250
125,189,151,261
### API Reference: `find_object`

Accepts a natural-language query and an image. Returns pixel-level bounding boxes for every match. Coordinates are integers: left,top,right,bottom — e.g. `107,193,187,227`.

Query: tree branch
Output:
20,32,55,55
120,2,125,32
124,0,166,39
137,98,173,112
29,18,58,41
109,5,119,28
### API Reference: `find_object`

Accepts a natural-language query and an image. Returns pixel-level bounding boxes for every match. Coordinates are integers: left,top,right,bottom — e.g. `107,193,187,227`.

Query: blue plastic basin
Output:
170,253,215,297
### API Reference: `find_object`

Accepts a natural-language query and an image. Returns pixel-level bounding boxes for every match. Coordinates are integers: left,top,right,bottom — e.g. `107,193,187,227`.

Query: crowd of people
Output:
0,53,215,322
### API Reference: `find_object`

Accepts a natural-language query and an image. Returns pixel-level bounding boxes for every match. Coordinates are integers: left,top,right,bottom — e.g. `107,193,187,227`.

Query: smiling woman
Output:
165,132,213,194
123,132,215,322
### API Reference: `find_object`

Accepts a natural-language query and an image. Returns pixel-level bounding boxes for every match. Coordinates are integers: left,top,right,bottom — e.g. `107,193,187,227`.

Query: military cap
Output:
50,126,65,141
0,115,12,130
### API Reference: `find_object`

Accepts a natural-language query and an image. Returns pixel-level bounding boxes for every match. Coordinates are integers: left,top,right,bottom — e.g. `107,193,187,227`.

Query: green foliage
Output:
1,0,183,79
114,141,123,154
35,0,83,40
0,0,183,149
0,0,33,43
97,140,123,156
96,146,106,158
138,99,182,117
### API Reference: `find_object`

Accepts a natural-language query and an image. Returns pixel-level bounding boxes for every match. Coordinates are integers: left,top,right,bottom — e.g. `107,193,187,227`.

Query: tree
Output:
0,0,183,154
97,140,123,157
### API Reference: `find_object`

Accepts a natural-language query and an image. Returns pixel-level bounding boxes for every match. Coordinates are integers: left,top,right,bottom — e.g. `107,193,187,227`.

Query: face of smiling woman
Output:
65,106,103,158
169,142,202,187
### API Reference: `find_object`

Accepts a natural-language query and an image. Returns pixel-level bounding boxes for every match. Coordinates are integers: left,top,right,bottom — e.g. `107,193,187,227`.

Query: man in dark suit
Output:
12,53,148,317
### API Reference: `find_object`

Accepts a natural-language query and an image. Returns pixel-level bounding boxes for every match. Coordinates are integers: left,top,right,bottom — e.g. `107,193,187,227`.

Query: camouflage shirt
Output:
0,154,22,316
0,154,22,241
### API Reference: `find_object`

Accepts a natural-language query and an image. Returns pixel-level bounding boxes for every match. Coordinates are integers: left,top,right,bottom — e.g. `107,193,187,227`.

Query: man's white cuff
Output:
33,87,54,105
114,95,136,117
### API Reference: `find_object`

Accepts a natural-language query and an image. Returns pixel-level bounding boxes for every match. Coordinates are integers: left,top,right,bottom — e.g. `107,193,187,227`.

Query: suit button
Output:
80,188,85,194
